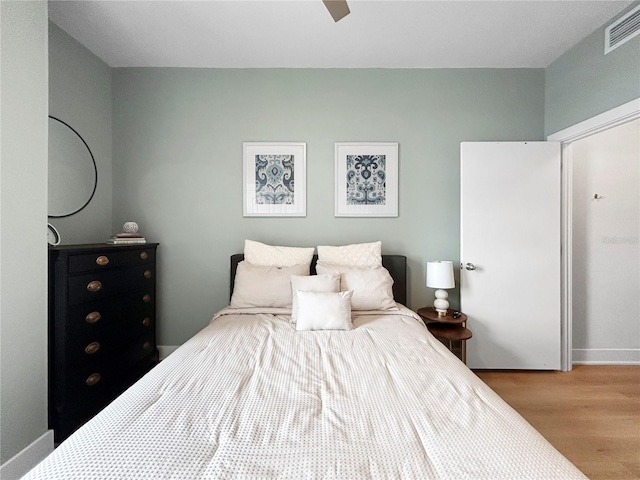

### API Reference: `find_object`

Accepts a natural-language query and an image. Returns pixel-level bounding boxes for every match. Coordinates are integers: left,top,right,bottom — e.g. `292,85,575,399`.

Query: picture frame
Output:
243,142,306,217
334,142,399,217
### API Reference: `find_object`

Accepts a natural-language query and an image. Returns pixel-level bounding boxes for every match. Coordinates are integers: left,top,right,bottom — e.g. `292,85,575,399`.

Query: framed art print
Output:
243,142,306,217
334,142,398,217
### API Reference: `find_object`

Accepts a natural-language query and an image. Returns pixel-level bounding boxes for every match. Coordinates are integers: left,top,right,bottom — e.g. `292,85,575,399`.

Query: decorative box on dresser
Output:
48,243,159,442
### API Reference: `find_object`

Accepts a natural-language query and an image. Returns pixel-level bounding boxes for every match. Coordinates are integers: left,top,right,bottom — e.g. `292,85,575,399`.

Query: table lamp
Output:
426,261,455,317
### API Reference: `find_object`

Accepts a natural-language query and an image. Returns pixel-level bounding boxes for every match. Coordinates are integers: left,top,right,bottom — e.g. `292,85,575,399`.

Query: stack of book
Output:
106,232,147,245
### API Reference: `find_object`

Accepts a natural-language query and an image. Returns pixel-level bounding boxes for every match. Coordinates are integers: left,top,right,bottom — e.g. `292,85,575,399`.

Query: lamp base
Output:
433,289,449,317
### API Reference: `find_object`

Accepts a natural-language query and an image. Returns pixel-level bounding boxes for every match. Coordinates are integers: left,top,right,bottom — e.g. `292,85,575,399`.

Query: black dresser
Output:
48,243,159,441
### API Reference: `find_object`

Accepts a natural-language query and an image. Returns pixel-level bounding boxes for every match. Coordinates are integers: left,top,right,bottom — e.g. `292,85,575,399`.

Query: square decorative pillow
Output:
317,241,382,268
290,273,341,323
295,290,353,331
244,239,314,268
315,262,397,311
230,261,309,308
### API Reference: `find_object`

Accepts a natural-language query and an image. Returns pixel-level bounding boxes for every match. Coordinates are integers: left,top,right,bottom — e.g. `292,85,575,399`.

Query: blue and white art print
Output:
254,154,295,205
243,143,306,217
335,143,398,217
346,154,386,205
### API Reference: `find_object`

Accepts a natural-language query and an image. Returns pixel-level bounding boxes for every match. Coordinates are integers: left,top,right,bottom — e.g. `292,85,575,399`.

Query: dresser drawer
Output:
123,308,156,340
68,247,156,274
121,332,157,367
55,390,113,440
55,360,119,411
67,295,154,338
64,335,117,363
68,265,155,305
54,356,153,440
66,302,116,338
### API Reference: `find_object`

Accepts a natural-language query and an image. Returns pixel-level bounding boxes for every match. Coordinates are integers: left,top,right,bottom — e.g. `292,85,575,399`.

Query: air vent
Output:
605,4,640,54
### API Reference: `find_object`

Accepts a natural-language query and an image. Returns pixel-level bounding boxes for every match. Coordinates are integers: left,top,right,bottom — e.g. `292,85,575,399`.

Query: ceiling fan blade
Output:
322,0,350,22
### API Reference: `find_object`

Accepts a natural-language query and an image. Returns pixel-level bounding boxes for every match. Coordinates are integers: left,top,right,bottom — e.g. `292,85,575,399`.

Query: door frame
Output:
547,97,640,371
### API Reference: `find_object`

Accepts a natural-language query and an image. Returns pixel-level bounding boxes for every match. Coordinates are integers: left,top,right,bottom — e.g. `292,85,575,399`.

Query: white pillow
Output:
317,241,382,267
296,290,353,331
244,239,314,268
315,262,397,311
290,273,341,323
230,261,309,308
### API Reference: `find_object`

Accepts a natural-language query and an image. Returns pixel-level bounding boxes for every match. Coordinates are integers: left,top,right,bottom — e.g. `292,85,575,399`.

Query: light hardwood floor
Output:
475,366,640,480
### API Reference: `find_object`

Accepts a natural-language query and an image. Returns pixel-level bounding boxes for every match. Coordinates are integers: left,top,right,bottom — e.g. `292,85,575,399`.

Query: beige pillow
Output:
296,290,353,331
290,273,341,323
230,261,309,308
316,262,397,311
317,241,382,267
244,239,314,268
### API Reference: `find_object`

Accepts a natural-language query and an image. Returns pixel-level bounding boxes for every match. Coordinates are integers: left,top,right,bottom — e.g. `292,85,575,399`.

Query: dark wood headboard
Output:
230,254,407,305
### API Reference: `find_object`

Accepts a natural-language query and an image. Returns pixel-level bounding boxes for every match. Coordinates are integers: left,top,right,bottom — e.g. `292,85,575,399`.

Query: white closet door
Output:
461,142,561,369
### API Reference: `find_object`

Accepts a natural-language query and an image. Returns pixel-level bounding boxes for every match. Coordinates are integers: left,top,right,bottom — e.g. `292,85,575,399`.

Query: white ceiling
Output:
48,0,634,68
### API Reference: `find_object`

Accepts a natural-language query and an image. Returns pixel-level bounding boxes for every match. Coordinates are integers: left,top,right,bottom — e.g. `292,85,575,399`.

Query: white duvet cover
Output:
24,305,586,479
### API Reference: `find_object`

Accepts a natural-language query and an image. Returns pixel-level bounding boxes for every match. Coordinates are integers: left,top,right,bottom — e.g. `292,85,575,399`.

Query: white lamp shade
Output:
426,261,455,289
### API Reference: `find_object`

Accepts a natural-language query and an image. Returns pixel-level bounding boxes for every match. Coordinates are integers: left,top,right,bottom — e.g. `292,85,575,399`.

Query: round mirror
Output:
48,116,97,218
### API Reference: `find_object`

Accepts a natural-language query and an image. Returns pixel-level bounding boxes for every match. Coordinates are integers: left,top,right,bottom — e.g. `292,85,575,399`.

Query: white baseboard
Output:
158,345,179,361
0,430,54,480
573,348,640,365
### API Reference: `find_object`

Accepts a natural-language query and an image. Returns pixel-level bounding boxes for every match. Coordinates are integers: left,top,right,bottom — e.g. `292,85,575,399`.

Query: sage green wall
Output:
48,22,112,244
112,68,545,345
545,2,640,136
0,0,49,465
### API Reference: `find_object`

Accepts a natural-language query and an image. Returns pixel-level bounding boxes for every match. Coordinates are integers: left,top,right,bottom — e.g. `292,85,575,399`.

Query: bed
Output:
24,242,586,479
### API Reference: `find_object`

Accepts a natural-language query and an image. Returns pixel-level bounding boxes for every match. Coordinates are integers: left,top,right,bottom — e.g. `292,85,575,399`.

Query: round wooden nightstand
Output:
417,307,472,364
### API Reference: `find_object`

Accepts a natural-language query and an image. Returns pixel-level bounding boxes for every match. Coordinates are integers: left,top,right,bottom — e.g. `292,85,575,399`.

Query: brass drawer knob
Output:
142,293,151,303
85,311,101,324
142,341,151,351
87,280,102,292
86,373,101,386
143,269,152,279
96,255,109,266
140,251,148,260
142,317,151,327
85,342,101,355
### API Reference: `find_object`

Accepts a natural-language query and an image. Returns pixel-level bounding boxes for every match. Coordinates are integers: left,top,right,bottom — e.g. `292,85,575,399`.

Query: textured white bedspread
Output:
25,305,586,479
